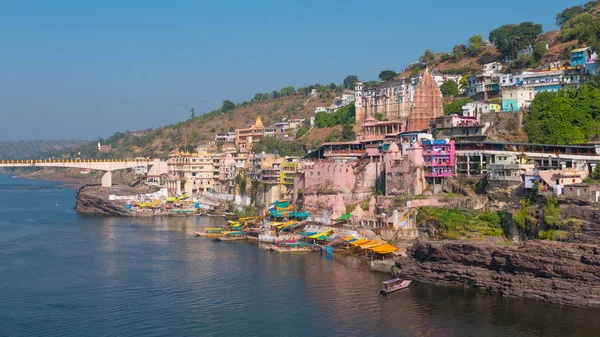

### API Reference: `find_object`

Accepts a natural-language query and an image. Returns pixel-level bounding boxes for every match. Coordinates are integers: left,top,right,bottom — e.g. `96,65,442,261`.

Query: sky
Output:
0,0,581,141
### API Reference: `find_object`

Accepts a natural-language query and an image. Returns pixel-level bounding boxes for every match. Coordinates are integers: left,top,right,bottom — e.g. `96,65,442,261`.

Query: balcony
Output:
424,172,453,177
424,161,452,167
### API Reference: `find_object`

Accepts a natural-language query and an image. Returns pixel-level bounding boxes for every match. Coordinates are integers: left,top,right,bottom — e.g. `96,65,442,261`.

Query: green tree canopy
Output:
314,104,356,127
440,80,459,97
251,137,306,157
467,34,483,56
343,75,358,89
221,100,235,112
523,84,600,145
280,86,296,96
295,126,309,139
443,98,470,116
378,70,398,82
452,44,467,61
533,42,548,61
489,22,543,59
418,49,436,65
556,5,587,27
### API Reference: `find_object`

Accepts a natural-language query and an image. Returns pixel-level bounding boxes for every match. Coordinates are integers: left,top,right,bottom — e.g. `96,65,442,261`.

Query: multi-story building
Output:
461,101,500,117
215,132,235,143
502,86,534,111
167,151,215,195
354,77,418,123
466,73,501,100
235,116,265,153
421,139,455,183
521,69,581,94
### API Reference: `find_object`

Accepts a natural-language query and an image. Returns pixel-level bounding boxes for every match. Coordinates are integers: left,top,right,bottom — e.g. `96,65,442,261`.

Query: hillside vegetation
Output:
0,140,89,160
61,86,341,159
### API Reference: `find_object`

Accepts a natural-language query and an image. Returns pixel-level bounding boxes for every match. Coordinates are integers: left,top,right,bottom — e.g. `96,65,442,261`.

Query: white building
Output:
215,132,236,143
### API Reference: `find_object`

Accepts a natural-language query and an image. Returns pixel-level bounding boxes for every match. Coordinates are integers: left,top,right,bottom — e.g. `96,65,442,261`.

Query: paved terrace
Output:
0,159,165,186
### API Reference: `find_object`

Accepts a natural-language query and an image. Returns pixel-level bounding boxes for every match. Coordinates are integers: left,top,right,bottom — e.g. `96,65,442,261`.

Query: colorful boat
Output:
379,278,412,296
213,231,247,241
193,228,223,237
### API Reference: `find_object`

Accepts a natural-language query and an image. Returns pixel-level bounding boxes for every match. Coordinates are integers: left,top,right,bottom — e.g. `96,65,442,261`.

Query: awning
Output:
370,244,399,254
334,213,352,221
349,238,369,246
359,241,386,250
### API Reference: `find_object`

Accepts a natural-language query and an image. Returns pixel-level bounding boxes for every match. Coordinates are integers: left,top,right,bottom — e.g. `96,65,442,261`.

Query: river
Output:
0,175,598,337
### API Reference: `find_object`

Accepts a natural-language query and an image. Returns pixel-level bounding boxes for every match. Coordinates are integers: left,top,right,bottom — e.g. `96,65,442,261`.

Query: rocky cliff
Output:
395,240,600,308
75,185,158,216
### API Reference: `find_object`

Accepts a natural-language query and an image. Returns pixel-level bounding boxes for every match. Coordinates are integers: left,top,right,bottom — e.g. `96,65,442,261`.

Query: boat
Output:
213,231,247,241
379,278,412,295
194,228,223,237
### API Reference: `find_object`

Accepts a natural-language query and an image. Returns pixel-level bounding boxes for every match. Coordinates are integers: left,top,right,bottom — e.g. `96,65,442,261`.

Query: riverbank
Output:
0,167,135,187
395,240,600,309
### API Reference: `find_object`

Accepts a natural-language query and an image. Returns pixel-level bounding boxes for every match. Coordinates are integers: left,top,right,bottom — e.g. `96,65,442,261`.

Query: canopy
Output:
204,228,222,232
349,238,370,246
334,213,352,221
272,200,291,208
300,231,317,237
288,211,310,219
370,244,399,254
359,241,386,250
166,197,178,202
382,278,402,285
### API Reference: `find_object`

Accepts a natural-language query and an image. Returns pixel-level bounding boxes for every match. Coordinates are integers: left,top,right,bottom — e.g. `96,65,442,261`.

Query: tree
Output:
556,5,586,27
190,108,195,119
593,163,600,180
489,22,543,59
280,86,295,96
295,126,309,139
343,75,358,89
439,80,459,97
533,42,548,62
560,13,599,46
467,35,483,56
523,84,600,145
452,44,467,61
222,100,235,112
378,70,398,82
418,49,436,65
341,125,355,141
329,82,337,90
443,98,470,116
410,66,421,77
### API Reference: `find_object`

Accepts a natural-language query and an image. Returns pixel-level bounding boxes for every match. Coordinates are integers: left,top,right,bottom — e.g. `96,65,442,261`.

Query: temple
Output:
406,70,444,132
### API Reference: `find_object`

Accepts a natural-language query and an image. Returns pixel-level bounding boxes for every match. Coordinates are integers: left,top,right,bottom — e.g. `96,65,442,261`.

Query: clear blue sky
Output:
0,0,580,141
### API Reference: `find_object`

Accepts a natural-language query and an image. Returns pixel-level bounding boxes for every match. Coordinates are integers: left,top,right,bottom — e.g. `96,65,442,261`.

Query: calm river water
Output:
0,175,599,337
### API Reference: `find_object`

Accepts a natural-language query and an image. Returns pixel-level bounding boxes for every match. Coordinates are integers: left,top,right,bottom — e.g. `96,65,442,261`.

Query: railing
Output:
0,158,156,164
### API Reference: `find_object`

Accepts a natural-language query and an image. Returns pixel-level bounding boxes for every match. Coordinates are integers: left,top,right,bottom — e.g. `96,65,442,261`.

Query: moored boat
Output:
213,231,247,241
194,228,223,237
379,278,411,295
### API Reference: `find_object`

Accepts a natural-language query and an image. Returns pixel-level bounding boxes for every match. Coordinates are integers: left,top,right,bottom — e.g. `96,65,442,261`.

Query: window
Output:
317,172,320,176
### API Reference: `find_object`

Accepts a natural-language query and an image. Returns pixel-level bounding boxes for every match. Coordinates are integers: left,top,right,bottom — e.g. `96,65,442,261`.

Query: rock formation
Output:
395,240,600,308
407,70,443,132
75,185,159,216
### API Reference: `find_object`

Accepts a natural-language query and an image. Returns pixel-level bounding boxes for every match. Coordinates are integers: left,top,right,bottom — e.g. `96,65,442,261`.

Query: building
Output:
235,116,265,153
215,132,236,143
421,139,455,183
462,101,500,117
483,62,503,74
406,71,444,132
571,47,598,75
563,183,600,202
538,169,589,196
431,115,489,142
502,86,534,111
356,115,404,141
167,151,216,195
466,73,501,100
315,107,328,113
521,69,581,94
500,73,528,87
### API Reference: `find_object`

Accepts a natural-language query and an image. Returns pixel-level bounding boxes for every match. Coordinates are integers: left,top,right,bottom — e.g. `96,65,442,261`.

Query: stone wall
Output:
395,240,600,308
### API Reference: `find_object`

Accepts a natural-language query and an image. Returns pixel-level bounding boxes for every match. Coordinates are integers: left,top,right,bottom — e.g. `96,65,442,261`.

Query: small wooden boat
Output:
213,231,247,241
379,278,411,295
194,228,223,237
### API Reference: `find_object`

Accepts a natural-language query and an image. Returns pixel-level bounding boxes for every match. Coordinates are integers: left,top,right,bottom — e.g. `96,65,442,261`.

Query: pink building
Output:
303,160,356,193
420,139,455,181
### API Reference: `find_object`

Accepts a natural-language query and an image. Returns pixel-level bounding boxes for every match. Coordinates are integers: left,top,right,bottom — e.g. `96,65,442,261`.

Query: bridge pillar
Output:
102,171,112,187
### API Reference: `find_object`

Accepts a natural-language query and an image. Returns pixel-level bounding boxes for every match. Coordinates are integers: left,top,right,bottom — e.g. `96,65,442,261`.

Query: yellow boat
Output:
193,228,223,237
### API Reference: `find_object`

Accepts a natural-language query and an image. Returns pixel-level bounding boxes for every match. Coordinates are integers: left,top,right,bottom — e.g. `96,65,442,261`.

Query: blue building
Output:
571,47,595,67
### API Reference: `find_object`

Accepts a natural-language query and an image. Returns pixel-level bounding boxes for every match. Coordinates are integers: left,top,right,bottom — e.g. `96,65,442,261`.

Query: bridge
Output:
0,159,167,187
